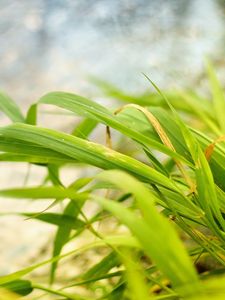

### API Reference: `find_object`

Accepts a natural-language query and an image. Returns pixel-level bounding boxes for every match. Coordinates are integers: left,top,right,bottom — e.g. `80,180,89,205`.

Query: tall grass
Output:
1,63,225,299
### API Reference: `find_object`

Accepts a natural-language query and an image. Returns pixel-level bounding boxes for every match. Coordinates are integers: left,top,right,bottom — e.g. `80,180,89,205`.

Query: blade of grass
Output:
94,170,200,292
22,212,85,229
0,136,77,163
0,280,33,296
38,92,190,163
0,91,25,123
26,104,37,125
205,59,225,133
72,118,98,138
0,186,89,200
50,199,85,284
143,75,225,237
82,251,120,281
0,123,179,192
121,248,153,300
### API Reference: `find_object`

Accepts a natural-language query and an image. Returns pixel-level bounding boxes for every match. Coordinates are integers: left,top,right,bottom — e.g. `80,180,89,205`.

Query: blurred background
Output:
1,0,225,108
0,0,225,276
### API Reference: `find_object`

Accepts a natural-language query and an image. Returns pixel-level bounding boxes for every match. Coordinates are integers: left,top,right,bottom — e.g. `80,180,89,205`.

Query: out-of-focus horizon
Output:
1,0,225,107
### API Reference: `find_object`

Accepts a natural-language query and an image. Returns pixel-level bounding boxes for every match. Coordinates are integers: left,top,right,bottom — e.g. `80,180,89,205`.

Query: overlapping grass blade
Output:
82,251,120,281
0,123,178,191
0,69,225,299
92,78,214,120
50,199,85,283
38,92,188,162
121,249,152,300
94,170,200,292
144,77,225,238
72,118,98,138
192,128,225,191
178,91,220,135
50,121,96,284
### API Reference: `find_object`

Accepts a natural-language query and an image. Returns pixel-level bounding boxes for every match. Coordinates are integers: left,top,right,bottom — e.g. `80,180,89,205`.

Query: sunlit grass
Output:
0,62,225,299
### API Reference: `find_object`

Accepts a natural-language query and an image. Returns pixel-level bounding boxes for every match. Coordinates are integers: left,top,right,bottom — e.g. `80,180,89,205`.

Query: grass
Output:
1,63,225,299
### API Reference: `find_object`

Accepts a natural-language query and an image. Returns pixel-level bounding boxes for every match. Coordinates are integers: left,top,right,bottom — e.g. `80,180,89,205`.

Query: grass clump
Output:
1,62,225,299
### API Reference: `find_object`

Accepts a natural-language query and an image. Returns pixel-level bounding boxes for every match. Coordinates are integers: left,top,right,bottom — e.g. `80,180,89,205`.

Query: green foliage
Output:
1,63,225,299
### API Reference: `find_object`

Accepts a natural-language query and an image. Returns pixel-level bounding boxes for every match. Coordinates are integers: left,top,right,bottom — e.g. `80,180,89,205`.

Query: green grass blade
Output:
82,251,120,281
0,123,179,191
94,194,199,294
0,91,25,123
0,136,77,164
167,101,225,234
38,92,189,162
121,249,152,300
94,170,200,292
23,212,85,229
72,118,98,138
50,199,85,284
26,104,37,125
144,76,225,236
0,186,88,200
50,117,97,284
0,153,75,164
0,280,33,296
205,59,225,133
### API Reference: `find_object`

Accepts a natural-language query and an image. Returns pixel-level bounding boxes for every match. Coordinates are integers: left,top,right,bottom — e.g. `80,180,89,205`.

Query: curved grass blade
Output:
38,92,189,163
0,123,179,192
94,170,200,292
0,280,33,296
144,76,225,238
26,104,37,125
49,118,97,284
